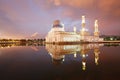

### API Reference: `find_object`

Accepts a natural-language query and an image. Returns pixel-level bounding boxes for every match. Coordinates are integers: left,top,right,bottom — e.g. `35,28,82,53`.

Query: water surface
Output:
0,43,120,80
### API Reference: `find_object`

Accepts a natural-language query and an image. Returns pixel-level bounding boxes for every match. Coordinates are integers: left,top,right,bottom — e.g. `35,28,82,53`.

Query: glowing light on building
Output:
45,16,103,44
82,54,86,58
73,26,76,32
82,16,85,24
74,53,77,58
94,20,99,32
81,16,85,31
94,20,99,37
82,61,86,70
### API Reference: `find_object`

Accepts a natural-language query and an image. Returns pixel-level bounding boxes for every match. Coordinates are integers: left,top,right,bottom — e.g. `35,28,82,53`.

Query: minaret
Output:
94,20,99,37
73,26,76,32
74,52,77,58
81,16,86,41
82,16,85,31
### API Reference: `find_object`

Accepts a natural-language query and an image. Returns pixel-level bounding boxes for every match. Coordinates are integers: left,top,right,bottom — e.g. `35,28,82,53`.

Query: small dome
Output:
53,20,63,28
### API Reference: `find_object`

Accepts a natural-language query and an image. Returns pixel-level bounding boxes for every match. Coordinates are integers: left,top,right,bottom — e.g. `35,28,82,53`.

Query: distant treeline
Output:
100,35,120,41
0,39,46,43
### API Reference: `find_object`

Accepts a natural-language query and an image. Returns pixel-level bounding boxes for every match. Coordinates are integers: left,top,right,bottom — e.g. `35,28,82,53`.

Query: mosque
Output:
45,16,103,44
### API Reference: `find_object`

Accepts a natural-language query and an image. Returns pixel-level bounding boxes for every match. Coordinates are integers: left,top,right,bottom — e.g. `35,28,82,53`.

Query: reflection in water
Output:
94,47,100,65
46,44,103,70
0,43,16,48
0,43,45,49
0,43,120,79
0,43,119,70
30,46,40,51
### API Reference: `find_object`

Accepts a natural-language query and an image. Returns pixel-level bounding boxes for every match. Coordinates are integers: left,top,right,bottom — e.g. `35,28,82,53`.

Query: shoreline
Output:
0,41,120,44
45,41,120,45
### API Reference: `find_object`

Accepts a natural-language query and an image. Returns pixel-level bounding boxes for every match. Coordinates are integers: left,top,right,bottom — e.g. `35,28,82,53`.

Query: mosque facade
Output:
45,16,103,44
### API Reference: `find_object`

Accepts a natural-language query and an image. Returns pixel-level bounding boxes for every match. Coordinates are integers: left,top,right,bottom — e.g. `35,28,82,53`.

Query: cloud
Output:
31,32,39,37
98,0,120,18
49,0,94,8
53,0,61,6
30,32,41,39
0,0,120,39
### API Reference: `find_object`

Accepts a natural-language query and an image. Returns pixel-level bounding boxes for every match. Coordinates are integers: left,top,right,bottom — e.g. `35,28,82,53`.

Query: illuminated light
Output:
82,67,86,70
110,38,113,40
62,59,65,62
82,61,86,70
82,16,85,23
7,46,10,48
94,20,99,32
95,20,98,27
95,58,98,65
49,53,52,56
81,28,88,32
94,48,100,65
82,54,86,58
73,26,76,32
61,23,64,27
82,28,85,31
82,62,86,65
74,53,77,58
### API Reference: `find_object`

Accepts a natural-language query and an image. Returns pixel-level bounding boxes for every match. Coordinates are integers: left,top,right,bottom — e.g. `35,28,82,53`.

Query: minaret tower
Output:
81,16,86,41
94,20,99,37
73,26,77,33
82,16,85,31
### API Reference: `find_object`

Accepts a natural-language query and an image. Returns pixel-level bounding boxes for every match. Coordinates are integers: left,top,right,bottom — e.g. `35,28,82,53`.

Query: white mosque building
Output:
45,16,103,44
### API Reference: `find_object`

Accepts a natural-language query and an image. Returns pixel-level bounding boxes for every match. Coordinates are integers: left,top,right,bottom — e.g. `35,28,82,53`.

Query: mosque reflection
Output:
0,43,119,71
46,44,103,70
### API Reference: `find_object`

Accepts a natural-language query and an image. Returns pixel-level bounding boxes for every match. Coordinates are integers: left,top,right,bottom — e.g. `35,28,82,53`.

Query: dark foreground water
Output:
0,43,120,80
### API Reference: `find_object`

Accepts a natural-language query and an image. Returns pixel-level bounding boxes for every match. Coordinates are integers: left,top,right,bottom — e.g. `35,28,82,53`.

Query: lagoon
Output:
0,43,120,80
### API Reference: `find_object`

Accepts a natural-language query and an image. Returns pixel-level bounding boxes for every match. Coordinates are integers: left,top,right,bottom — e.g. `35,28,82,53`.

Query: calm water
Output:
0,43,120,80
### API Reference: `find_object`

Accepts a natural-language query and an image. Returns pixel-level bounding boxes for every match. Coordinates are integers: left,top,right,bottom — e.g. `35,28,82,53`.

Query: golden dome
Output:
53,20,63,28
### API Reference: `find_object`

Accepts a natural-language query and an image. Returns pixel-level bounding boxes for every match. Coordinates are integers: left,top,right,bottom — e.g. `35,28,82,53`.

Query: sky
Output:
0,0,120,39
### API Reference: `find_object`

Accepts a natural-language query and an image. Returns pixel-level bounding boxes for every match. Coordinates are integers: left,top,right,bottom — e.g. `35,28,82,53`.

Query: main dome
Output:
53,20,63,28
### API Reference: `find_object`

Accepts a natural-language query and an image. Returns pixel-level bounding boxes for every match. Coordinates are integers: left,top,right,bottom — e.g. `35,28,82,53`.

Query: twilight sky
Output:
0,0,120,39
